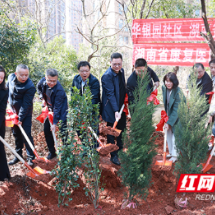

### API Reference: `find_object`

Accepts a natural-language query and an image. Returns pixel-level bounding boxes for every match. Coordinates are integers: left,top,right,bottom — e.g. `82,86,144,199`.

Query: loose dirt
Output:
1,119,215,214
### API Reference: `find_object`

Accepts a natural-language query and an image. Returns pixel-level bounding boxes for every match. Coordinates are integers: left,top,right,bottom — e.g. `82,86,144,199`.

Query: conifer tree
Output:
174,73,210,176
118,73,157,201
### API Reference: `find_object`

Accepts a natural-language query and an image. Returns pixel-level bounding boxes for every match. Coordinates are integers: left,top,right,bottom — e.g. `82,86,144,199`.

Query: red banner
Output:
132,18,215,43
133,43,211,67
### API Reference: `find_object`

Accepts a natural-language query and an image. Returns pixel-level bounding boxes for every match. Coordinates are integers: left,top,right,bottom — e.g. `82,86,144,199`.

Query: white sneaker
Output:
169,157,177,163
166,154,172,158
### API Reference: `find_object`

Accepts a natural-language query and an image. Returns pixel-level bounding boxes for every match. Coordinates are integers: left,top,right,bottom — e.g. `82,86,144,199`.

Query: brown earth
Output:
1,119,215,214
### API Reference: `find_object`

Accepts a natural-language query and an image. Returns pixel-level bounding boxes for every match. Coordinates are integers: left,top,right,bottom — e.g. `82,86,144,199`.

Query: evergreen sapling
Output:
174,73,210,176
118,73,157,202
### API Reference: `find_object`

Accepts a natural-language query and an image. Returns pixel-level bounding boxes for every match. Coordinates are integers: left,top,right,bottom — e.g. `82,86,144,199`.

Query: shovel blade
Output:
34,166,51,175
26,166,50,178
97,144,119,156
155,160,172,167
33,156,50,163
26,171,37,178
202,163,213,173
114,128,122,135
105,126,121,137
38,157,49,163
163,160,173,166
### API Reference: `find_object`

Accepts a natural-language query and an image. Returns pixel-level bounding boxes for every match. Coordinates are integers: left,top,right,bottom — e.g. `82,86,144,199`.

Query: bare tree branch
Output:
140,0,146,19
200,0,215,58
88,44,99,62
116,0,132,38
145,0,155,19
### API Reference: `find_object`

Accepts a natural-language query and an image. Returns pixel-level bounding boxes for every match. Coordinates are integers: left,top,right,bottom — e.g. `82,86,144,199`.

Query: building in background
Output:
43,0,66,40
65,0,83,51
17,0,83,51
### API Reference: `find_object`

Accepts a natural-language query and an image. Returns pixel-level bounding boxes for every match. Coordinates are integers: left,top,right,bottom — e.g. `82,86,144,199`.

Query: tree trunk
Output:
200,0,215,59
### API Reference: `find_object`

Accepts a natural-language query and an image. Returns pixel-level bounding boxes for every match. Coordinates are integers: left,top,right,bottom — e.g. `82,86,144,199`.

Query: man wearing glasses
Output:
127,58,160,105
71,61,100,103
8,64,36,166
101,53,126,165
37,69,68,159
71,61,100,150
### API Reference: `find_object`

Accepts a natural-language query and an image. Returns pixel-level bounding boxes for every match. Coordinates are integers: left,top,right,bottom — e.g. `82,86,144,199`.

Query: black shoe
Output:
8,157,21,165
110,155,120,166
27,158,34,166
46,152,56,160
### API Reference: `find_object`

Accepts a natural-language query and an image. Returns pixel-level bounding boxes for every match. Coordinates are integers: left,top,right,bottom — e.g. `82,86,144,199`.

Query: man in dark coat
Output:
71,61,100,149
127,58,160,105
8,64,36,166
187,63,213,116
195,63,213,115
102,53,126,165
71,61,100,105
194,63,213,98
37,69,68,159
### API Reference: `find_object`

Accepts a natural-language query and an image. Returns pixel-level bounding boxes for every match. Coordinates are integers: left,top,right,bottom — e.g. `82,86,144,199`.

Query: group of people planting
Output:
1,52,215,182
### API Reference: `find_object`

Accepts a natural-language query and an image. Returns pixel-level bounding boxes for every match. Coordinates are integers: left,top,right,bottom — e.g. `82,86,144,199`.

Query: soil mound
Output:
99,156,121,189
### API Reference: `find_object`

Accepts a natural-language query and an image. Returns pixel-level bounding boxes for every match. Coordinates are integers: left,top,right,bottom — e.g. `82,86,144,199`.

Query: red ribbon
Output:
36,106,54,124
206,91,214,104
5,109,19,127
156,110,169,131
147,89,160,105
210,135,214,144
123,93,129,116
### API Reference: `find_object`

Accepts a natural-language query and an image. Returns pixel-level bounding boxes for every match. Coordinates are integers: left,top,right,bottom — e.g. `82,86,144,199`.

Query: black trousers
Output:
12,115,35,159
107,112,126,157
44,119,68,154
0,120,11,181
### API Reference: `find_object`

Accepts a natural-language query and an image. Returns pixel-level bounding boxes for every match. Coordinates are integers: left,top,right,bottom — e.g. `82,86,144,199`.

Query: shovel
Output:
202,140,215,173
155,128,173,167
88,126,119,156
106,104,125,137
47,117,58,149
0,136,50,179
6,109,48,163
18,124,49,163
36,107,58,151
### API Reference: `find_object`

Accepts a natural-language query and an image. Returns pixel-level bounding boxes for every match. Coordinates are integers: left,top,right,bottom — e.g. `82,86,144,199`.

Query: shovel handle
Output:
113,104,125,129
153,85,157,91
163,127,167,153
48,118,58,149
118,104,125,118
0,136,26,164
88,126,104,147
0,136,37,175
18,125,39,159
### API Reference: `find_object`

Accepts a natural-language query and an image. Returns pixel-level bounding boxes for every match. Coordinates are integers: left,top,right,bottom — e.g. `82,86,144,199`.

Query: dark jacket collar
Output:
77,74,95,85
109,66,123,77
